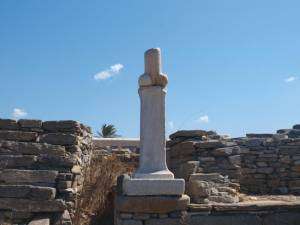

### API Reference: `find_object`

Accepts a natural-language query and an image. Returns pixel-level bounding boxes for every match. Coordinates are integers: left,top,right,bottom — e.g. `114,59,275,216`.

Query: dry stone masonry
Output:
0,119,92,225
237,124,300,194
167,130,241,204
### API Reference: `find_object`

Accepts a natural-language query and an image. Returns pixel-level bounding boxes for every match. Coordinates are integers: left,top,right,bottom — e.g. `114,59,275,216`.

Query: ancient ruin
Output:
0,48,300,225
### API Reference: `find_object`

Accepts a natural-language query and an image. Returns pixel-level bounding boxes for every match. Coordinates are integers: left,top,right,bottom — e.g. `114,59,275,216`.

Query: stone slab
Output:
18,119,42,129
0,198,66,212
0,119,19,130
0,185,56,200
0,169,58,184
116,195,190,213
123,178,185,196
39,133,78,146
0,155,37,169
0,141,66,156
42,120,80,133
145,218,182,225
188,214,262,225
0,130,37,142
28,218,50,225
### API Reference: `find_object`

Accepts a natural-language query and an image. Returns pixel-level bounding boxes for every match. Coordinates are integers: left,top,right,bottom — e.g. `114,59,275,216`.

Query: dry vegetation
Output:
73,153,135,225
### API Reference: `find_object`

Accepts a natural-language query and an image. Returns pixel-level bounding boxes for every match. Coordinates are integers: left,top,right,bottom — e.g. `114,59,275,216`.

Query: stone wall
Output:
237,125,300,194
167,125,300,196
0,119,92,225
187,200,300,225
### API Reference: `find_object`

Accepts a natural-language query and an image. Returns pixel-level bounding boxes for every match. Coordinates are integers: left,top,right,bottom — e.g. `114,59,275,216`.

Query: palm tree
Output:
97,124,118,138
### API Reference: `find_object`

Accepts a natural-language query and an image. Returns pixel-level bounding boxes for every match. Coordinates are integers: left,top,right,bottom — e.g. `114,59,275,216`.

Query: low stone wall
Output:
187,201,300,225
167,130,241,183
0,119,92,225
237,133,300,194
167,125,300,197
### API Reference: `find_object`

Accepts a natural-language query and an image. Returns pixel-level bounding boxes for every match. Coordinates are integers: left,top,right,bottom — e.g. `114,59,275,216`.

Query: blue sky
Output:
1,1,300,138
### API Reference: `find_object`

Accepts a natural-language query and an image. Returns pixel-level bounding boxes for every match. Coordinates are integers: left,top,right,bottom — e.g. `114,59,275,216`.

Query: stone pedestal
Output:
115,195,190,225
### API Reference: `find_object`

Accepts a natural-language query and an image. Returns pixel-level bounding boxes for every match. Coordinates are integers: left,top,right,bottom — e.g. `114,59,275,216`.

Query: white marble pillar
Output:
123,48,185,195
134,48,173,179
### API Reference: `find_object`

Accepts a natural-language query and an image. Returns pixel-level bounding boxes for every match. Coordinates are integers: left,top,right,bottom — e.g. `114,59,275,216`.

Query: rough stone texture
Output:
145,218,182,225
0,118,93,225
116,195,190,213
189,214,262,225
188,173,239,204
19,119,42,129
39,133,78,146
0,130,38,142
0,169,58,184
167,124,300,197
28,218,50,225
0,198,66,212
0,119,19,130
236,131,300,194
0,185,56,200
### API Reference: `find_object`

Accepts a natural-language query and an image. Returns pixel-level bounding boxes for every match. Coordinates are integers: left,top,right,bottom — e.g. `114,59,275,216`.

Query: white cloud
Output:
12,108,27,118
94,63,124,80
168,121,174,129
284,76,298,83
196,115,209,123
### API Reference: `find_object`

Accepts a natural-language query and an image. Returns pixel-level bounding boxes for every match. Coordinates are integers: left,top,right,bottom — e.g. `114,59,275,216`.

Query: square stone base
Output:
123,178,185,196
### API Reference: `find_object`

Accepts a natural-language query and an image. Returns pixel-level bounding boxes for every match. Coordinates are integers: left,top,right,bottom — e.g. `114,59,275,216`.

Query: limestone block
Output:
37,155,77,169
0,119,19,130
0,155,37,169
42,120,81,133
145,218,182,225
0,141,66,156
122,178,185,196
188,214,262,225
0,185,56,200
176,161,199,180
28,218,50,225
39,133,78,146
195,140,226,149
188,180,211,199
170,130,207,140
0,169,58,184
0,198,66,212
116,195,190,213
189,173,228,184
18,119,42,129
0,131,37,142
133,213,150,220
212,147,236,156
121,220,143,225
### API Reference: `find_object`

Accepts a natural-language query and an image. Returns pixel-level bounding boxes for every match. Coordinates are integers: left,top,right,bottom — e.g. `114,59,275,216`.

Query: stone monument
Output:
115,48,189,225
122,48,185,195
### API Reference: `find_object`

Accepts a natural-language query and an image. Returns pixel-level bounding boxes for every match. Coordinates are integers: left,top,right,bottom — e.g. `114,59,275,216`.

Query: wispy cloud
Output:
196,115,209,123
12,108,27,119
94,63,124,80
284,76,298,83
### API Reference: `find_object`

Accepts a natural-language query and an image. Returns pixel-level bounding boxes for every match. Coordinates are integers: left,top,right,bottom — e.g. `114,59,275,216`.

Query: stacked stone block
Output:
167,131,241,182
0,119,92,225
166,130,241,204
237,125,300,194
115,188,190,225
